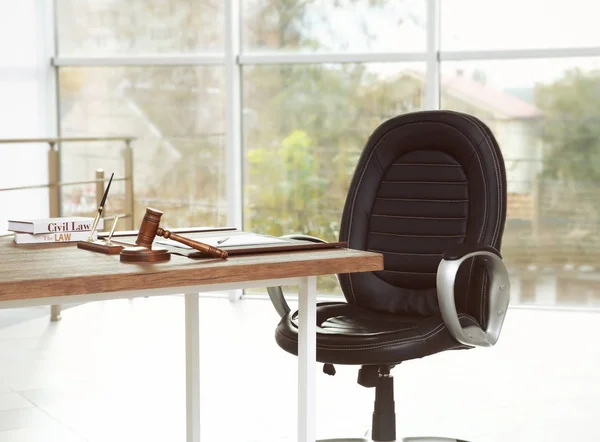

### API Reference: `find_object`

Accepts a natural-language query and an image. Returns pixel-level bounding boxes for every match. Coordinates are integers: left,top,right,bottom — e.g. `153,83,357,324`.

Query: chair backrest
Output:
338,111,507,325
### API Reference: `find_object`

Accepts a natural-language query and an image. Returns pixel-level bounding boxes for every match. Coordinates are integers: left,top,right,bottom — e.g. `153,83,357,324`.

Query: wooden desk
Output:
0,234,383,442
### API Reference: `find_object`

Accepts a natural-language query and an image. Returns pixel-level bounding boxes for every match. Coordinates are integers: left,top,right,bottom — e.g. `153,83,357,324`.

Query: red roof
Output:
442,73,542,119
398,69,542,119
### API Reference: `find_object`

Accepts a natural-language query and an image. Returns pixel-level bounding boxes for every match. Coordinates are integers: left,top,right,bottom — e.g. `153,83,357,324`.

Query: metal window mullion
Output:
40,0,60,208
224,0,243,301
51,0,60,141
425,0,440,110
41,0,59,140
225,0,243,231
45,0,62,321
52,54,225,66
239,51,426,65
440,46,600,61
51,49,600,68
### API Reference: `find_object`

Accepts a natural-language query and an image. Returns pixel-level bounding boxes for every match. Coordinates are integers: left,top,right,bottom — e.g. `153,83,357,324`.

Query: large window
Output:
57,0,224,55
240,0,427,294
58,66,226,227
440,58,600,308
55,0,227,229
49,0,600,307
242,0,425,52
243,62,424,240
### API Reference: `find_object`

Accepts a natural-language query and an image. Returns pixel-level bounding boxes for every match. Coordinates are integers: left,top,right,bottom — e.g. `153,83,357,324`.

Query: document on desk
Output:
156,232,347,257
156,232,287,250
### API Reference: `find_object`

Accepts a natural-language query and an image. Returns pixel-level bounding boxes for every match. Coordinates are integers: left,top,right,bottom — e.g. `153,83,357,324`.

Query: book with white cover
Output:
7,216,103,234
14,230,98,244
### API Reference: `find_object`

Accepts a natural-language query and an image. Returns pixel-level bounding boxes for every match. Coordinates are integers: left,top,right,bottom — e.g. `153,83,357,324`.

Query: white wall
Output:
0,0,55,233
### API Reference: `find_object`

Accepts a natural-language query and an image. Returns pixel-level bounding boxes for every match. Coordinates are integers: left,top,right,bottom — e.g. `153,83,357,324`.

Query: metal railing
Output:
0,136,135,229
0,136,135,321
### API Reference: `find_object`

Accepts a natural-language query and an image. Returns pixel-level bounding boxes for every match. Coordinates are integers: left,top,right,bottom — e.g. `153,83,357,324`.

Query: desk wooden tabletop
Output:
0,232,383,302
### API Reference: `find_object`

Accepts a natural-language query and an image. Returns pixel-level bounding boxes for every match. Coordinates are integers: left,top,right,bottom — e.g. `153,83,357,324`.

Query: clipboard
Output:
155,232,348,258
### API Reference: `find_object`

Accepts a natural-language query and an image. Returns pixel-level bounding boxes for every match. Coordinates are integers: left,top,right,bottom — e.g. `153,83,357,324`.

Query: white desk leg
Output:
298,276,317,442
185,293,200,442
50,304,62,321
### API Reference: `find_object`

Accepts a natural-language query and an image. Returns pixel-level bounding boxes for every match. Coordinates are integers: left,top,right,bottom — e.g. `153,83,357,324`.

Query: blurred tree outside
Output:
244,62,423,242
243,0,424,242
241,0,424,293
58,0,226,229
58,0,422,240
533,68,600,267
536,68,600,183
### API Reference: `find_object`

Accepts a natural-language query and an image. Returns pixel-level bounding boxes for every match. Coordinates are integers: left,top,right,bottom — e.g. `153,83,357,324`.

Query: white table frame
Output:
0,276,317,442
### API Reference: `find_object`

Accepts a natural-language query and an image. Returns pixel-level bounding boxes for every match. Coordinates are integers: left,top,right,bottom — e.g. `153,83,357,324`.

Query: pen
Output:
217,237,230,244
88,172,114,241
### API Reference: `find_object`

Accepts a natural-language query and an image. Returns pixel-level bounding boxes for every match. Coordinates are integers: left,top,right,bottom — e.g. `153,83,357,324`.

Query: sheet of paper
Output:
155,232,287,250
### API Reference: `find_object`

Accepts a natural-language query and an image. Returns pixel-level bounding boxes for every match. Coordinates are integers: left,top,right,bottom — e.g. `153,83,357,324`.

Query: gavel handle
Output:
157,228,228,259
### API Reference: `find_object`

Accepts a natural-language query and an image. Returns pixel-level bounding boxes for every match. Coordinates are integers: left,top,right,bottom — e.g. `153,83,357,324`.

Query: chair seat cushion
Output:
275,302,478,365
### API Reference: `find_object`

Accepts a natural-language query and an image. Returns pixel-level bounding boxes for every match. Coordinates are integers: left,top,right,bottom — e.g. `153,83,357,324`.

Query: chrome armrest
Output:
266,234,328,318
436,247,510,347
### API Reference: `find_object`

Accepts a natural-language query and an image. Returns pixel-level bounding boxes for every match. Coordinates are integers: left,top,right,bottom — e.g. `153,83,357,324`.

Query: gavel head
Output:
136,207,163,248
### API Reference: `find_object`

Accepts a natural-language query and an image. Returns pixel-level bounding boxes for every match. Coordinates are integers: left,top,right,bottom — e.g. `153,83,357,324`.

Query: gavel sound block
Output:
120,207,229,263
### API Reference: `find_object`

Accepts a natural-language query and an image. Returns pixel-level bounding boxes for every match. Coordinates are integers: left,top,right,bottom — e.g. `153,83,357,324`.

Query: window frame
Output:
48,0,600,306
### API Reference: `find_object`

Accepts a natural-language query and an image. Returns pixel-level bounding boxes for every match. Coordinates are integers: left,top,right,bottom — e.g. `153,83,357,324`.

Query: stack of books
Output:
7,216,104,244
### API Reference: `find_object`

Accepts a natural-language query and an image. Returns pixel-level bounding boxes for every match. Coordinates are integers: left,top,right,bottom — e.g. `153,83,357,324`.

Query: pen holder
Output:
77,240,124,255
77,216,124,255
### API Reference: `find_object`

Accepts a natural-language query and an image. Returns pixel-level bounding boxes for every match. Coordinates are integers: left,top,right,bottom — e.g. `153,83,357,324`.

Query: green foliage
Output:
244,62,423,241
533,68,600,262
535,68,600,182
247,128,340,240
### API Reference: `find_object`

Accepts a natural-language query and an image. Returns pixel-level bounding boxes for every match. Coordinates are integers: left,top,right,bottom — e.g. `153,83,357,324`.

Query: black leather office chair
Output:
267,110,511,442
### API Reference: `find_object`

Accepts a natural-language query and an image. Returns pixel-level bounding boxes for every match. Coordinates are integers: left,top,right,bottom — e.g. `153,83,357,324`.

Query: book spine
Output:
14,231,98,244
31,219,103,234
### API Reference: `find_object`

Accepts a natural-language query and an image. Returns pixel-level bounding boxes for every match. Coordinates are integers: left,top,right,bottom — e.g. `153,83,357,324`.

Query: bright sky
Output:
318,0,600,88
442,0,600,87
442,0,600,50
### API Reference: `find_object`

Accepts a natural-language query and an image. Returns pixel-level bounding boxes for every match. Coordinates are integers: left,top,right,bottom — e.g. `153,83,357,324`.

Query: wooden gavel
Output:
136,207,228,259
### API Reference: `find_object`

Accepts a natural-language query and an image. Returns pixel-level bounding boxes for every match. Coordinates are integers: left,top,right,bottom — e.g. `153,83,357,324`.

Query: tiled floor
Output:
0,295,598,442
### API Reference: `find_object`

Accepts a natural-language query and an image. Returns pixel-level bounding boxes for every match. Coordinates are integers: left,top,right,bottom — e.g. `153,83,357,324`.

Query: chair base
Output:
318,437,467,442
316,368,469,442
404,438,468,442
